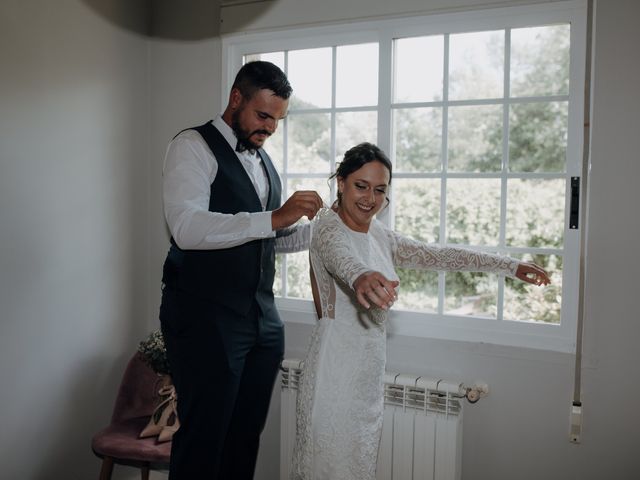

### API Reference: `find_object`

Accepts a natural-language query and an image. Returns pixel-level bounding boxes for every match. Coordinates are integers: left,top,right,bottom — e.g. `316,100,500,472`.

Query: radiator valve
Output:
465,383,489,403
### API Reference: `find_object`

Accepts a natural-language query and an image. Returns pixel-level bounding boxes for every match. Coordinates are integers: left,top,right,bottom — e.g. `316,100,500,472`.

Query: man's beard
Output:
231,109,271,152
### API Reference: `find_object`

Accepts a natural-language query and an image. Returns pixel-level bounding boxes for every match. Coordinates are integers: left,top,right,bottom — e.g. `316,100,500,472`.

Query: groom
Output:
159,61,322,479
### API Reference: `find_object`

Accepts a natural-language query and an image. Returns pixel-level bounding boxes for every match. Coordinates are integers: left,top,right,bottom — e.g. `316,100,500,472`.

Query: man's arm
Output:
163,131,275,250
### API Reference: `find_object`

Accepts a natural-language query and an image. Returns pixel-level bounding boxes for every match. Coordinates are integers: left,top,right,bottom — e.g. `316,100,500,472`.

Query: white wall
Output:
0,0,150,478
577,0,640,475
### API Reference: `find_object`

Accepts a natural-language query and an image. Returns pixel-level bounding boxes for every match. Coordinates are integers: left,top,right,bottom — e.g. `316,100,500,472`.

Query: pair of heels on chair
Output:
139,384,180,443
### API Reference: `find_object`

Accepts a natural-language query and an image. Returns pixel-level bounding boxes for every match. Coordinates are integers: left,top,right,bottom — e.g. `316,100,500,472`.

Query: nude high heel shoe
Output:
157,405,180,443
139,384,179,439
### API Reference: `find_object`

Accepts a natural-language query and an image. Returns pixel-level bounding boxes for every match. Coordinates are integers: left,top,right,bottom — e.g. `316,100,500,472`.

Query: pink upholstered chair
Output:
91,352,171,480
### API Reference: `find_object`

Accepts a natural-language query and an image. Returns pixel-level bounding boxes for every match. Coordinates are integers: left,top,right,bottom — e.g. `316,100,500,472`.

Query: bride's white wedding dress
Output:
290,209,519,480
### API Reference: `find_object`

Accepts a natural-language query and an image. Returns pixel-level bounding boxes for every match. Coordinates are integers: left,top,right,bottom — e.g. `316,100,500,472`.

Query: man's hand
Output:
272,190,323,230
353,271,399,310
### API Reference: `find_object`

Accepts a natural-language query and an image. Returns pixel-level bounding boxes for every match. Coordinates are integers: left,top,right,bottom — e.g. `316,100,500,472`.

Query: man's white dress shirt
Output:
163,115,309,253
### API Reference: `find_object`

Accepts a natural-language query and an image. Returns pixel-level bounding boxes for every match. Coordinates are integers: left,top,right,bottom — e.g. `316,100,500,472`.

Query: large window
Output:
223,1,587,352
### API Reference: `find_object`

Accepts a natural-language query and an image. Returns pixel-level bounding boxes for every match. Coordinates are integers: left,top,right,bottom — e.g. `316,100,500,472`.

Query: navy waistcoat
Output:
161,120,282,318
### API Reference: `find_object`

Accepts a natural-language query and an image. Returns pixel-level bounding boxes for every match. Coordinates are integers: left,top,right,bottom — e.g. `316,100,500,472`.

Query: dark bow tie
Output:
235,140,256,155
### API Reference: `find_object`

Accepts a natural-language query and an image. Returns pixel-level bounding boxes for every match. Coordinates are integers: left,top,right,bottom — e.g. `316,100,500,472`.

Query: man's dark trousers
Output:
161,287,284,479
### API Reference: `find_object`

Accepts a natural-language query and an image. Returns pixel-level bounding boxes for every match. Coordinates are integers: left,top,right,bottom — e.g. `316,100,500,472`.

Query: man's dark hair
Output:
232,61,292,100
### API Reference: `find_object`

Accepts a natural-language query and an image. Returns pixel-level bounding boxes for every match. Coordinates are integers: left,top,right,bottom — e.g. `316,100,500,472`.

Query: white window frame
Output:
222,0,587,353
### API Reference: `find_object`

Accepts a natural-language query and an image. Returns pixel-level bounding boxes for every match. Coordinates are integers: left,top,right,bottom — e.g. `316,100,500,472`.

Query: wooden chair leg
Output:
98,457,114,480
141,465,150,480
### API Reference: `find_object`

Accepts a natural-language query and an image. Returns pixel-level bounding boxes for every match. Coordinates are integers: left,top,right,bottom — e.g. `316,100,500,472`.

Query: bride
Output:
290,142,550,480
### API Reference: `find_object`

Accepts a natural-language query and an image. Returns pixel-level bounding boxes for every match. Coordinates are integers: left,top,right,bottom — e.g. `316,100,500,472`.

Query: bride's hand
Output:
515,262,551,286
353,271,399,310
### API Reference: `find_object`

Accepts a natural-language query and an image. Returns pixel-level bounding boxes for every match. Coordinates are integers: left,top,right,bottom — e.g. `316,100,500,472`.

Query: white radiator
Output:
280,359,482,480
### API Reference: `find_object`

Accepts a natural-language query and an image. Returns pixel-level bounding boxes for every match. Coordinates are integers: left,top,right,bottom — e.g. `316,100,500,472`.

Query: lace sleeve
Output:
389,230,519,277
311,211,371,288
275,222,310,254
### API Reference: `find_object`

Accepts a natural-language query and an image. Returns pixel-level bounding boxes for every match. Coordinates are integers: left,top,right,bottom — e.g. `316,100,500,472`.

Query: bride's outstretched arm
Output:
389,230,550,286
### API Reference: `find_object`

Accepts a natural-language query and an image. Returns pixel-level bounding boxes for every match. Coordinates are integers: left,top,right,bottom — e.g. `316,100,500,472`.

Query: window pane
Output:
336,111,378,160
274,255,283,296
288,48,332,109
394,36,444,103
511,25,570,97
446,178,501,246
445,271,498,318
509,101,568,172
245,51,285,71
505,253,562,323
288,178,332,209
506,179,565,249
449,30,504,100
268,124,284,172
447,105,502,172
336,43,378,107
395,269,439,313
393,107,442,173
285,250,312,299
394,178,441,243
287,113,331,173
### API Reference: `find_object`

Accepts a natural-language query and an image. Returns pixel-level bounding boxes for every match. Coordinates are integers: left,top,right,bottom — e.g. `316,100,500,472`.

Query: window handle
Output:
570,176,580,229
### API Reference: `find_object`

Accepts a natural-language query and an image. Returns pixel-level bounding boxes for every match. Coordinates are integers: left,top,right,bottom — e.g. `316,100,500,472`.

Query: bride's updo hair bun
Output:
330,142,392,184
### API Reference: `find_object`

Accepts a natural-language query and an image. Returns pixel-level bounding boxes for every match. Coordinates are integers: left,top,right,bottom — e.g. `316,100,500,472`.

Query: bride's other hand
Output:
353,271,399,310
515,262,551,286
